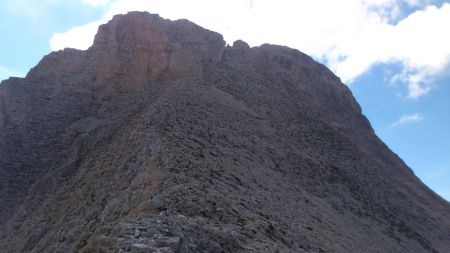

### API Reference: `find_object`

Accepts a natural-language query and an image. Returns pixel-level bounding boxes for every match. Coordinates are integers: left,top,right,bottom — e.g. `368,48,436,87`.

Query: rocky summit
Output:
0,11,449,253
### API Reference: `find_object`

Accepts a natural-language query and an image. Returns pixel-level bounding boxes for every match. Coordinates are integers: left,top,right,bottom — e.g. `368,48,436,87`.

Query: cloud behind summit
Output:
50,0,450,99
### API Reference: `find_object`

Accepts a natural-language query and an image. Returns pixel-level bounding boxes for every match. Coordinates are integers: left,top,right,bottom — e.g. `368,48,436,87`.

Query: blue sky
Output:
0,0,449,200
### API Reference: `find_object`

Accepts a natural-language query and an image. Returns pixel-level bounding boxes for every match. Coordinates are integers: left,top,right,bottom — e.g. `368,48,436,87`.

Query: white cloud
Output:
49,0,450,99
390,113,424,128
50,21,103,51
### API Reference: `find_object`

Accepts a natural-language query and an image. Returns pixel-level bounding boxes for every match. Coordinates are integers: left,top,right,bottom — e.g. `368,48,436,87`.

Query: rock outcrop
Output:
1,12,449,253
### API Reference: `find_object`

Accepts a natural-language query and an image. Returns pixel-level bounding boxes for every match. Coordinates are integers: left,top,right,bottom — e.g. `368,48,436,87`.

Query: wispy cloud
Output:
423,165,450,181
417,164,450,201
0,65,25,81
80,0,111,6
4,0,48,21
440,191,450,201
390,113,424,128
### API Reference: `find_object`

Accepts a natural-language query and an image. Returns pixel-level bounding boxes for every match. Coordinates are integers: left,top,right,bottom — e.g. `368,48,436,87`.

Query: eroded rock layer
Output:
1,12,449,253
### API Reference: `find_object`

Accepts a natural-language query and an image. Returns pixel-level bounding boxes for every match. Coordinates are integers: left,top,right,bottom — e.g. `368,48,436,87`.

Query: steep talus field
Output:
0,12,449,253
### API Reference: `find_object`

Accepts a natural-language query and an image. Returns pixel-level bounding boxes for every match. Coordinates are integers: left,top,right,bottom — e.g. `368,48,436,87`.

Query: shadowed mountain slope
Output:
0,11,449,253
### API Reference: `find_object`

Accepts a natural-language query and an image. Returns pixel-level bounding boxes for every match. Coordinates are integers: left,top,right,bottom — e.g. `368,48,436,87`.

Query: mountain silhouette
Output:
0,11,449,253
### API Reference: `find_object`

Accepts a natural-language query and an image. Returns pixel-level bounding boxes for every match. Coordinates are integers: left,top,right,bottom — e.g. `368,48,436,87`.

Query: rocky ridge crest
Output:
1,11,449,253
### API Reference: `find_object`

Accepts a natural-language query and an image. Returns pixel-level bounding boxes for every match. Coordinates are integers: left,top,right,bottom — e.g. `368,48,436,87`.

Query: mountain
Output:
0,11,449,253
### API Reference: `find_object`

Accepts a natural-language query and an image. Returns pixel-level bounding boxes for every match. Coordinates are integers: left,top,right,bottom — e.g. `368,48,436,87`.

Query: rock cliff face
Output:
0,12,449,253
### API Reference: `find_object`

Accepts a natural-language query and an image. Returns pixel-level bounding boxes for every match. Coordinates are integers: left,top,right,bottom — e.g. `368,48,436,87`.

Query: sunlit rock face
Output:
1,11,449,253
